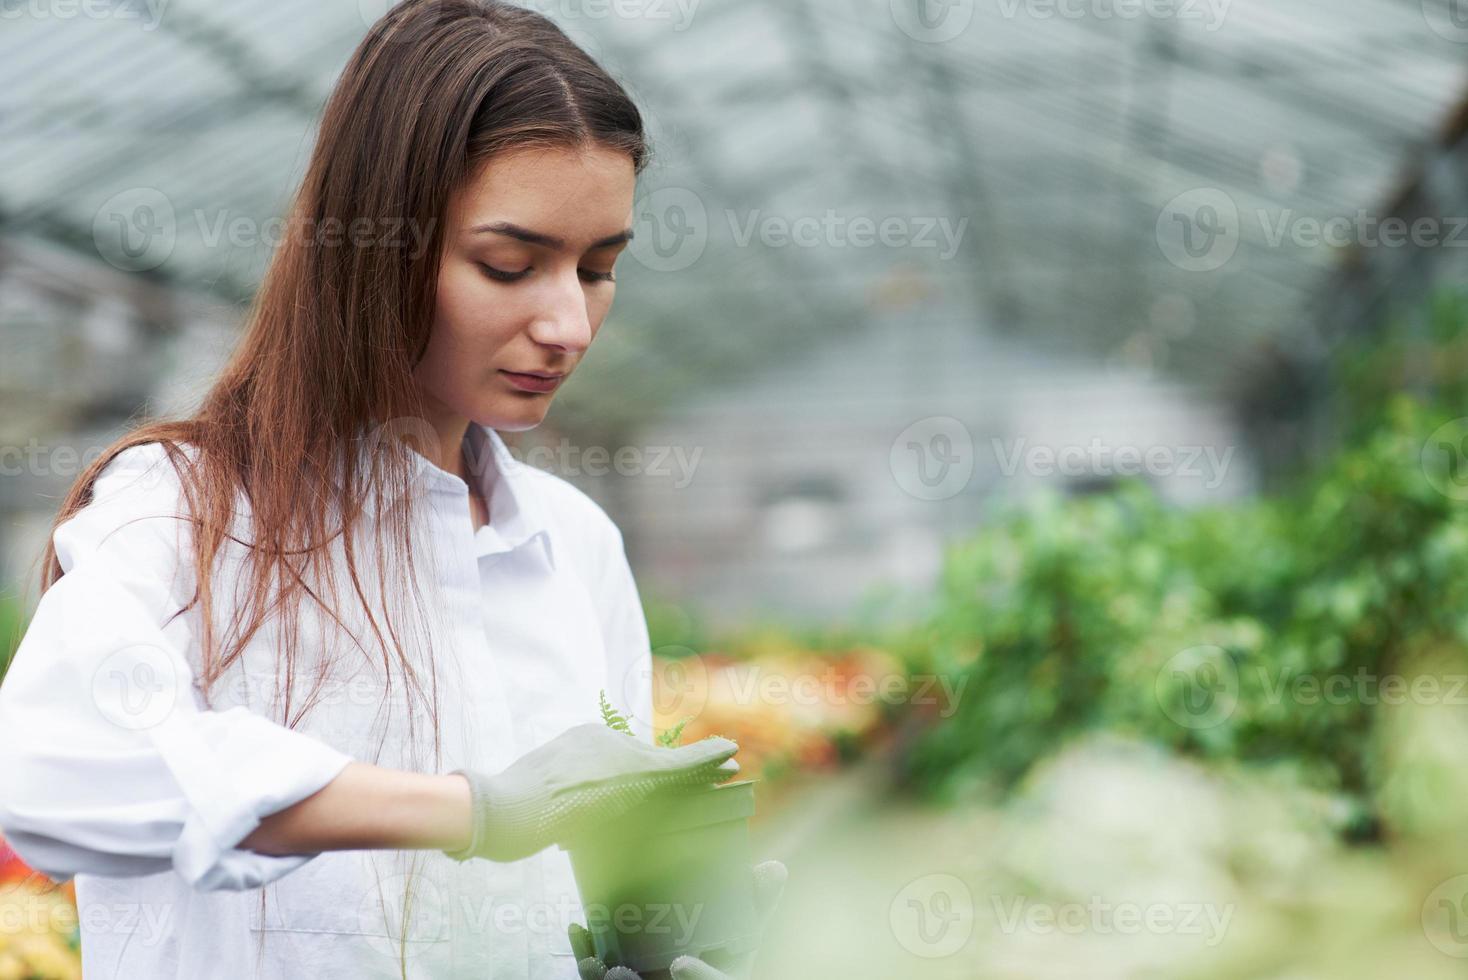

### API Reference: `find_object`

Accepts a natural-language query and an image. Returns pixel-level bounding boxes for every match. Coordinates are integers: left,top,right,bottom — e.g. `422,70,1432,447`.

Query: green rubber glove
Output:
569,859,788,980
443,723,739,864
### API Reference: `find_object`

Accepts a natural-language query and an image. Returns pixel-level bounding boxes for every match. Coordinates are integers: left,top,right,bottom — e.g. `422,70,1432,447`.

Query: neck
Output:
416,399,472,483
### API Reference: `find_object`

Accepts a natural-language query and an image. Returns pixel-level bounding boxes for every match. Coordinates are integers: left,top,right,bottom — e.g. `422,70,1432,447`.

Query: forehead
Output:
449,145,636,238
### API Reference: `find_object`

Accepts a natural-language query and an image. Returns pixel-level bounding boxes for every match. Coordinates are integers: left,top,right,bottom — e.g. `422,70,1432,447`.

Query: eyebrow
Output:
469,221,634,252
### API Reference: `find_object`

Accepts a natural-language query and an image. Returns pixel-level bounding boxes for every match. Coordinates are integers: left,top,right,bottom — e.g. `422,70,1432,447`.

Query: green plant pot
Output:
562,779,759,978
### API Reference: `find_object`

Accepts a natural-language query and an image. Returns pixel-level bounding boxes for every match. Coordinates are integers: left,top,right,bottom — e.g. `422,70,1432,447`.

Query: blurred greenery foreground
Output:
756,293,1468,980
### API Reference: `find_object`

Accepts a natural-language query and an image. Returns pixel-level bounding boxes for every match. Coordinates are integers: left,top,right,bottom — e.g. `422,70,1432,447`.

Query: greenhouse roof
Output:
2,0,1466,429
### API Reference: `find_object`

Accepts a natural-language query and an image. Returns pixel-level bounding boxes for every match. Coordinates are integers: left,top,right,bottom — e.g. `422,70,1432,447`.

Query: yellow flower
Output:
0,882,82,979
10,933,80,980
0,951,27,980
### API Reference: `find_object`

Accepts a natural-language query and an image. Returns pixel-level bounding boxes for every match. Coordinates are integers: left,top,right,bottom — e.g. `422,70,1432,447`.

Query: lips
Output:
500,370,565,394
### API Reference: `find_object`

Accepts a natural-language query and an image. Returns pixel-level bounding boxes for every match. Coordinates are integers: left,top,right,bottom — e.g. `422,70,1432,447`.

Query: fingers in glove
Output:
577,957,609,980
604,967,641,980
751,859,788,926
669,955,731,980
669,754,740,786
569,922,596,962
659,735,739,772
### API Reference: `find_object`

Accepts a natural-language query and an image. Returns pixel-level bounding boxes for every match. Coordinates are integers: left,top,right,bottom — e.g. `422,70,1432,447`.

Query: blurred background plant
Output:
0,841,78,980
643,290,1468,978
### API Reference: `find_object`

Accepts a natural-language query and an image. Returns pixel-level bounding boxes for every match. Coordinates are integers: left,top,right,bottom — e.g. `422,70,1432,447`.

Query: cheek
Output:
430,264,520,358
588,285,617,338
415,267,518,406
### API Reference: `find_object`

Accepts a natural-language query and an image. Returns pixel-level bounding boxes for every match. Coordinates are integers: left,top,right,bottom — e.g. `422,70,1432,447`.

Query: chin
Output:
492,418,546,434
480,401,554,433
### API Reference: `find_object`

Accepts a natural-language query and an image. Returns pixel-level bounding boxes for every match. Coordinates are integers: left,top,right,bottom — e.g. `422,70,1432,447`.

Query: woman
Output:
0,2,782,977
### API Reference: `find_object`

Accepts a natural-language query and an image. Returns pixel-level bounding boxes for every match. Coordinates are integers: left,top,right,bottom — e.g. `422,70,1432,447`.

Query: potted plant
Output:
559,693,760,978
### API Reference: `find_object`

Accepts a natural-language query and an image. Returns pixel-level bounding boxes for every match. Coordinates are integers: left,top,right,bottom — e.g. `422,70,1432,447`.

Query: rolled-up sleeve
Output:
0,444,356,891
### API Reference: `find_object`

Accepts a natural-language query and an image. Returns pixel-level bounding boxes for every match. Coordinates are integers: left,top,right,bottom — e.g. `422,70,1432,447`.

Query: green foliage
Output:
899,291,1468,837
656,717,690,748
600,689,694,748
598,689,634,736
0,596,22,685
900,483,1260,800
642,597,705,652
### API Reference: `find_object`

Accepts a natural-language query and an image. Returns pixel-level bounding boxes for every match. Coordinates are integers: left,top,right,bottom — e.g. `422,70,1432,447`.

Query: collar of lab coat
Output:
344,420,557,570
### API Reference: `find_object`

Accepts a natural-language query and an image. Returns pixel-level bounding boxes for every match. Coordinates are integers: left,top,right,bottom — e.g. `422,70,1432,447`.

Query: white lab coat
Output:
0,422,656,979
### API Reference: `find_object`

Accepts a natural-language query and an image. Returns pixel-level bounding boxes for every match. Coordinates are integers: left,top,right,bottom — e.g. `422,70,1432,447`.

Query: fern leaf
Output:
599,689,634,736
657,717,691,748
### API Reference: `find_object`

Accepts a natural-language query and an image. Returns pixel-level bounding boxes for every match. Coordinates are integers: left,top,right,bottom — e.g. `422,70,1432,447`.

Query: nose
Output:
526,269,594,354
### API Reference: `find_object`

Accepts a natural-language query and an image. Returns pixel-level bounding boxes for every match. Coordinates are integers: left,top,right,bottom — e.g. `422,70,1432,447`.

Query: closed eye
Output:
477,263,615,284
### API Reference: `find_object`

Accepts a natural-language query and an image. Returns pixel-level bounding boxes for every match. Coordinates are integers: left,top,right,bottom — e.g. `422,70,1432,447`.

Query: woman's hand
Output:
568,859,788,980
443,723,739,864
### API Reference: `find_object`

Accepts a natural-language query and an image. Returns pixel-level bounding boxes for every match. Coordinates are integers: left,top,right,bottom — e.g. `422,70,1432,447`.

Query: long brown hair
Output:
35,0,648,971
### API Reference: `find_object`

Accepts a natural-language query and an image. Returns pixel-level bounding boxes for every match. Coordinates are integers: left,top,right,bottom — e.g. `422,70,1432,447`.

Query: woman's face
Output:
416,144,637,432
